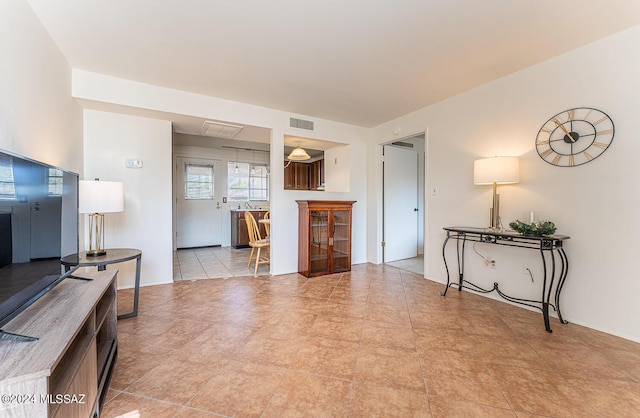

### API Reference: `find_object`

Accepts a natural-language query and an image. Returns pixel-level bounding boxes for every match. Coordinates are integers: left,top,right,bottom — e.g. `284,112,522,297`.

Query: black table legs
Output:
442,230,569,333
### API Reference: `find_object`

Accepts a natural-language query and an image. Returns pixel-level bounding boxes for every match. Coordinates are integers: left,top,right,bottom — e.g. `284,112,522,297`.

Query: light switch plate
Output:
126,159,143,168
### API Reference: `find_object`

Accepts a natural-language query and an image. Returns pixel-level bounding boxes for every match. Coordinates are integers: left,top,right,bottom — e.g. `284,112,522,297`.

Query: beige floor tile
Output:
109,341,177,391
106,257,640,417
354,346,425,391
173,407,221,417
487,363,599,417
428,396,516,418
322,299,367,318
125,355,226,404
468,334,547,369
413,326,475,354
308,314,364,342
290,336,359,380
562,374,640,417
101,392,182,418
364,302,412,326
349,382,430,418
232,334,306,367
187,360,287,417
360,320,416,351
420,350,510,409
530,340,632,381
261,370,351,418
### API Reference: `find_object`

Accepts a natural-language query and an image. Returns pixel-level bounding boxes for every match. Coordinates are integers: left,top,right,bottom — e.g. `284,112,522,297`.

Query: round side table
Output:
61,248,141,319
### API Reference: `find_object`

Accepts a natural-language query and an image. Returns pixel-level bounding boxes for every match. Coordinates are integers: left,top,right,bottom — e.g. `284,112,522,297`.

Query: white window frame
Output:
227,162,269,201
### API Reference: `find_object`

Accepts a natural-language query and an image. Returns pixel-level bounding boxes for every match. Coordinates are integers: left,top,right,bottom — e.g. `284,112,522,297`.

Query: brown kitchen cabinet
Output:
285,160,324,190
284,162,296,189
294,163,309,190
310,159,324,190
231,210,268,248
284,162,308,190
297,200,355,277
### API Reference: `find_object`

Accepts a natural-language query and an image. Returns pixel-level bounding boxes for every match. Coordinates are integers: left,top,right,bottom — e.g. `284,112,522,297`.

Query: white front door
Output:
175,157,223,249
383,145,418,262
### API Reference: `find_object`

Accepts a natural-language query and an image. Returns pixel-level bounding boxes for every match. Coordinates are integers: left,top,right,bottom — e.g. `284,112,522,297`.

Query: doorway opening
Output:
382,133,425,275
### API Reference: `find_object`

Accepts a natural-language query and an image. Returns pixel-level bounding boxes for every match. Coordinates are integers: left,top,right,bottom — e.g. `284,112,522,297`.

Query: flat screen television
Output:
0,149,79,338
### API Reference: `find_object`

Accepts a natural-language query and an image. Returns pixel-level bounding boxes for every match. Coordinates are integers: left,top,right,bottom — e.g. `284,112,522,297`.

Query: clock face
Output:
536,107,614,167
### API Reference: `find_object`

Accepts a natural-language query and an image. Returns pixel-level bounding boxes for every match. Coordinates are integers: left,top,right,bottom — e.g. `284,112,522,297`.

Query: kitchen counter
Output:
230,207,269,212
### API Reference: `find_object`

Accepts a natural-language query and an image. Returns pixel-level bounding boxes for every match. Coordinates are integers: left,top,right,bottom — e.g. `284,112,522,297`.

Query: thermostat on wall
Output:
126,159,143,168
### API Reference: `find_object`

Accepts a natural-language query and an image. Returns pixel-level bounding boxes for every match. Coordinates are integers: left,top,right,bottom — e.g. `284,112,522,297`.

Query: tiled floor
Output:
107,262,640,418
173,246,270,280
385,254,424,276
173,247,422,280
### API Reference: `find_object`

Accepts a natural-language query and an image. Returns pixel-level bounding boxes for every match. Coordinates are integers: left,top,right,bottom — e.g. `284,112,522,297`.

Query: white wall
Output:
324,145,351,193
83,110,173,288
72,71,369,277
0,0,82,173
371,25,640,342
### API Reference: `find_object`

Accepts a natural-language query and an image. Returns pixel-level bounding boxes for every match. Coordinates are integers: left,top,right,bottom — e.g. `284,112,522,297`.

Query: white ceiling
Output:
27,0,640,132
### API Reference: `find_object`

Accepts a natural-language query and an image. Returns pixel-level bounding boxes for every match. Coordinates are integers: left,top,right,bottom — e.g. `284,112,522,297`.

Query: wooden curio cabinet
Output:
297,200,355,277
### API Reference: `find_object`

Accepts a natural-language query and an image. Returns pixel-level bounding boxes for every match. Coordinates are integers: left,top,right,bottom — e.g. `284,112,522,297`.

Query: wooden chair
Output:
245,211,270,275
262,211,270,237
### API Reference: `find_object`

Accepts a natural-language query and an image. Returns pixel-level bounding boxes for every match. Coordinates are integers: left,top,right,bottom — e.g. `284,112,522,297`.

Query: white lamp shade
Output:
79,180,124,214
474,156,520,185
287,146,311,161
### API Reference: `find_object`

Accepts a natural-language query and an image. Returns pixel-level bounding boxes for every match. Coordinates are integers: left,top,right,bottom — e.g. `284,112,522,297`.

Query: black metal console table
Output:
442,227,570,332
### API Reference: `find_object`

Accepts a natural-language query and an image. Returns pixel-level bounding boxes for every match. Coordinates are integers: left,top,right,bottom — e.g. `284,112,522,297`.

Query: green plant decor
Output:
509,220,557,236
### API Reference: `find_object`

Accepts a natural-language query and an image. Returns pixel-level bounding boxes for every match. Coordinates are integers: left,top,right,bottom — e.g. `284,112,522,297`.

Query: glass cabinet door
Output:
310,210,329,274
332,210,350,272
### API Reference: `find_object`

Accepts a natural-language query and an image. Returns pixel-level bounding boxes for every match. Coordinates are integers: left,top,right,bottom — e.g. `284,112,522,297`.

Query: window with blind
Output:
228,162,269,201
184,163,214,200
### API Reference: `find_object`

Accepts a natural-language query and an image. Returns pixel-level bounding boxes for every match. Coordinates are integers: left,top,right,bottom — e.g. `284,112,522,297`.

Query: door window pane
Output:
185,163,214,200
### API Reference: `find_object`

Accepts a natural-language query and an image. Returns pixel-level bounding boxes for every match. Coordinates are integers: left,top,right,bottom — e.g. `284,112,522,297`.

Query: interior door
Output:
175,157,223,248
30,166,61,259
383,145,418,262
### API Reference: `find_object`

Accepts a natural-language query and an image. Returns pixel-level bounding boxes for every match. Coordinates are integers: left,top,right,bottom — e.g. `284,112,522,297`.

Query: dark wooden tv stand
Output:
0,269,118,417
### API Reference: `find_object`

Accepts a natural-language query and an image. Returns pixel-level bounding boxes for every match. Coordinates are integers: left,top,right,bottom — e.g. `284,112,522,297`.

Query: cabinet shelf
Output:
297,200,355,278
48,320,94,416
0,270,118,418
